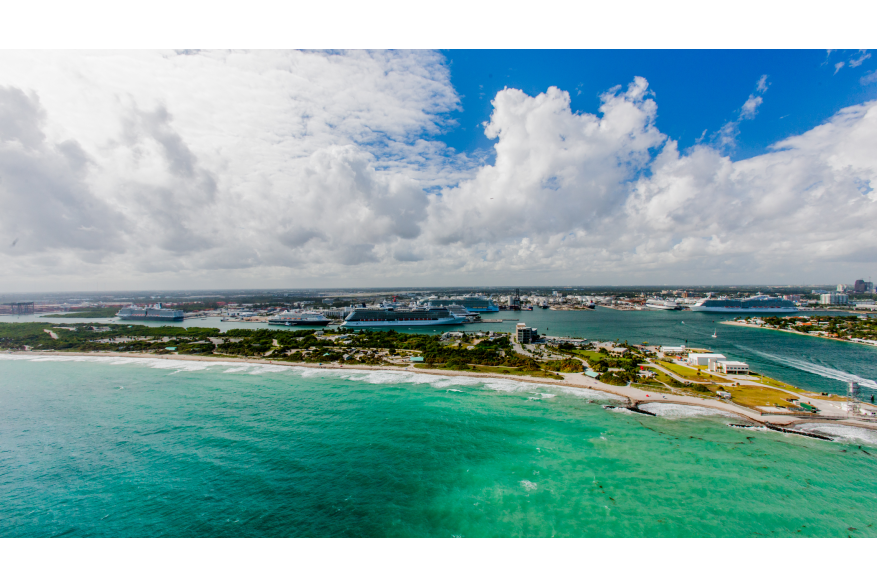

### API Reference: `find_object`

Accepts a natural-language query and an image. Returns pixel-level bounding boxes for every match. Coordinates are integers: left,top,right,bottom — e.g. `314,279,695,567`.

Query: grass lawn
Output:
645,367,685,388
562,349,605,363
726,386,798,410
750,373,810,393
658,361,731,383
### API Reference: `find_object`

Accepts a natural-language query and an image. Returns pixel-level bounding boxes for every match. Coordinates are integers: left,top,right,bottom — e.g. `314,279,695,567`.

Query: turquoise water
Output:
2,355,877,537
4,307,874,396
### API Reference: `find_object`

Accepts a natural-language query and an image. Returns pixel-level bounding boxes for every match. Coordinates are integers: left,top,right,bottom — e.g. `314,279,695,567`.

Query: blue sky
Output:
2,50,877,290
440,49,877,162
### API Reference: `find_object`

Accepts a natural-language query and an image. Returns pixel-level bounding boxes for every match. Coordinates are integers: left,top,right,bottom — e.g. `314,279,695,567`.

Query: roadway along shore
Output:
12,350,877,433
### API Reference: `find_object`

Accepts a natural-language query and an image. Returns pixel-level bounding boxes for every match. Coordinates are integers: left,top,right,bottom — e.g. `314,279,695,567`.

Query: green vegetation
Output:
657,361,731,384
725,386,798,410
0,322,221,353
753,314,877,342
42,307,121,318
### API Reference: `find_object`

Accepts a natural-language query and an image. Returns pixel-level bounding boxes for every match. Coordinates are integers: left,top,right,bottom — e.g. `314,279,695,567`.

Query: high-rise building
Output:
821,293,849,305
837,284,848,292
516,323,536,344
854,279,866,293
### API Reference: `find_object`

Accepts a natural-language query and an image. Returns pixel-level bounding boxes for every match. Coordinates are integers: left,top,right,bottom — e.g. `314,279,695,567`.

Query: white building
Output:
821,293,849,305
660,345,686,355
709,360,750,375
688,353,726,367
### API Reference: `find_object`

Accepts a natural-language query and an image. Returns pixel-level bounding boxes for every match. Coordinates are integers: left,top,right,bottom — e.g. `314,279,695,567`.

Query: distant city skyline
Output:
1,50,876,291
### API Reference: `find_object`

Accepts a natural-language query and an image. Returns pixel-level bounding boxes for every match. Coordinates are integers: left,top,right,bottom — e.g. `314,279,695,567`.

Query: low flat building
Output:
660,345,686,355
710,360,749,375
688,352,726,367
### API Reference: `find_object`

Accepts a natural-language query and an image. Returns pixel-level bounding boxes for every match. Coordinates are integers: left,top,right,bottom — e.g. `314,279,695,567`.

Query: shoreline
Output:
9,349,877,433
721,320,877,348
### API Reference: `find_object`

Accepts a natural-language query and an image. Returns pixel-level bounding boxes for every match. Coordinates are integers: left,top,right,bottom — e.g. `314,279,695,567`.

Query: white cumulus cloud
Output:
0,51,875,289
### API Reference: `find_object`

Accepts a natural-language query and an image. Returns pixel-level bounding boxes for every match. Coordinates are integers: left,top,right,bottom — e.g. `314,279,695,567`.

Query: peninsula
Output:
4,321,876,435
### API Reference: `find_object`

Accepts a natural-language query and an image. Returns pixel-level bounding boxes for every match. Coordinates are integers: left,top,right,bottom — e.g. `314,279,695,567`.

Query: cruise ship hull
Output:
117,314,184,321
690,306,798,313
268,319,332,326
645,303,681,310
117,308,184,321
342,317,465,327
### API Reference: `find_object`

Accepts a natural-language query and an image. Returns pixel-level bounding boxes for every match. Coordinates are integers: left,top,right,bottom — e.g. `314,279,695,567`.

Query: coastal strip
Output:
721,320,877,348
10,350,877,434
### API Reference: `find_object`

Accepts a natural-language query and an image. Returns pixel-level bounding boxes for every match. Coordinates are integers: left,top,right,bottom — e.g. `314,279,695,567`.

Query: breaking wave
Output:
639,403,741,420
0,354,612,399
792,423,877,446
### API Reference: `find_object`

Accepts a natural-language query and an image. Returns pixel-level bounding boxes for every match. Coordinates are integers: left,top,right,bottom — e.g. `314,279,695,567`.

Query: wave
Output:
740,348,877,390
0,354,612,399
639,403,741,420
792,423,877,447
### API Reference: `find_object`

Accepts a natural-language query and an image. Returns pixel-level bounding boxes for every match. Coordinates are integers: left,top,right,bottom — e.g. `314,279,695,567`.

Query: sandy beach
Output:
13,349,877,433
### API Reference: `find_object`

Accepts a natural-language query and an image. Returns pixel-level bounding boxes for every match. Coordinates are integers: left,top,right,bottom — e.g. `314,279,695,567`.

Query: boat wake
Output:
741,348,877,390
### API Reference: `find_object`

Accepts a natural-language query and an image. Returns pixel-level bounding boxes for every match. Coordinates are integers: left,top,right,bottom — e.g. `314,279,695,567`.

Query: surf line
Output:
603,404,656,416
728,423,833,442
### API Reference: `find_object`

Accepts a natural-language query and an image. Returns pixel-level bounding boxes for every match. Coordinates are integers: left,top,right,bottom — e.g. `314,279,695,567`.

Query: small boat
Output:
712,329,717,338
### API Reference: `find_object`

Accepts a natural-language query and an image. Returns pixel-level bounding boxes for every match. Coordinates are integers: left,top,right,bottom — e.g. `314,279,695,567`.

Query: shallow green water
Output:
2,356,876,537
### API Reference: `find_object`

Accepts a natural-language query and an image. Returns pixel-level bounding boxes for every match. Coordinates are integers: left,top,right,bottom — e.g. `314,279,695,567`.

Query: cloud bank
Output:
0,51,875,289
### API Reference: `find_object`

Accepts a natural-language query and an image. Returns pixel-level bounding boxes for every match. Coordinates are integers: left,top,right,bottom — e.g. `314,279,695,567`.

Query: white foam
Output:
520,480,538,491
605,406,636,415
793,423,877,446
639,403,741,420
1,355,613,400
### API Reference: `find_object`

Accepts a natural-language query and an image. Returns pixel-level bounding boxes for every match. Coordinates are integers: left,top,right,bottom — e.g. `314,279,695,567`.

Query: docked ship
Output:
425,296,499,313
645,298,682,310
342,307,465,327
268,310,332,326
443,304,481,322
690,296,798,313
116,304,184,321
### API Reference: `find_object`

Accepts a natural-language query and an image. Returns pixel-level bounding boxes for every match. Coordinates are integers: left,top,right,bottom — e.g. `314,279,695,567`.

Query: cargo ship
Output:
116,304,184,321
690,296,798,313
342,307,465,327
268,310,332,326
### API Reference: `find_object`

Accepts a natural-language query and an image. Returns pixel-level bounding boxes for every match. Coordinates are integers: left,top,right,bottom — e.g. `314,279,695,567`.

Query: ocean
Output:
2,355,876,537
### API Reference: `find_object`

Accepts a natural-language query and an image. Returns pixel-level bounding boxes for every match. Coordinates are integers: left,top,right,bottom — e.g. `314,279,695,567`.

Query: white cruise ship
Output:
645,298,682,310
425,297,499,313
691,296,798,313
342,307,465,327
268,310,332,326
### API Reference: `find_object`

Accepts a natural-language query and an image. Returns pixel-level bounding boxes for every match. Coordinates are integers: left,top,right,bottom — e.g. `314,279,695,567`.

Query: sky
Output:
1,49,876,291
